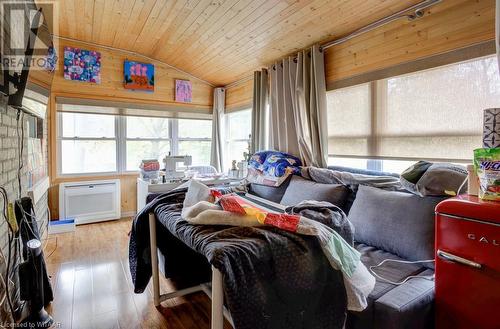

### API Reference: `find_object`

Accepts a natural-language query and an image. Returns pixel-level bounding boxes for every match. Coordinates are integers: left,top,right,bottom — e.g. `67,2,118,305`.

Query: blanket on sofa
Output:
181,181,374,312
303,166,402,190
129,188,350,329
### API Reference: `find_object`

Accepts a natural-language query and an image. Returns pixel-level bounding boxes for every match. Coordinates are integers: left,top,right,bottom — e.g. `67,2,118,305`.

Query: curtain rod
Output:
225,0,442,88
321,0,442,50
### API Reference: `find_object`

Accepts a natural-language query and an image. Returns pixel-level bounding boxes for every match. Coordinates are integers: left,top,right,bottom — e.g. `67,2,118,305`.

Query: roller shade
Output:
327,55,500,162
56,97,212,120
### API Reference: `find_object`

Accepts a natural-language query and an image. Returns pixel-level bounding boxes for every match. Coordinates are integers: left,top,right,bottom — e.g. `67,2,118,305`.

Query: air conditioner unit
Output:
59,179,121,225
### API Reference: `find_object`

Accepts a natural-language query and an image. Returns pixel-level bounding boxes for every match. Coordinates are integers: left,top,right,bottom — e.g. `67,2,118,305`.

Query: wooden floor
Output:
44,218,232,329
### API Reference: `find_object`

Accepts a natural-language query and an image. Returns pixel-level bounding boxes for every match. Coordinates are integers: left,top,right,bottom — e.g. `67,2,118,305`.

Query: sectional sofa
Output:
248,166,443,329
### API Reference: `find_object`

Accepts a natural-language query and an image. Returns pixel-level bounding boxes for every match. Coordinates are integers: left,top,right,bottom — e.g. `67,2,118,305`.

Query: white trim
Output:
27,176,50,204
57,112,119,176
170,119,179,156
57,112,213,176
118,115,126,172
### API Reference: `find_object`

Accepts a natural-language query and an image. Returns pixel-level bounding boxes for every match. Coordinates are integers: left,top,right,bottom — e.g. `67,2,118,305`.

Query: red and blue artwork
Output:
124,60,154,91
63,47,101,83
175,79,192,103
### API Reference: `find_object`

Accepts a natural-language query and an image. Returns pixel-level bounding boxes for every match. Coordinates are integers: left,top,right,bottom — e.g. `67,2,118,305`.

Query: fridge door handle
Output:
437,250,482,269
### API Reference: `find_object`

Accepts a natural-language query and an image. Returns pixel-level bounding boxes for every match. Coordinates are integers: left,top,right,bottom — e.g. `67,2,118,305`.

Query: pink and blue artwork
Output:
63,47,101,83
175,79,192,103
124,60,154,91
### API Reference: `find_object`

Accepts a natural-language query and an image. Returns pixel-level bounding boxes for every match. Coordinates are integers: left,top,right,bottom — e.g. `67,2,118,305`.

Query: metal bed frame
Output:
147,194,285,328
148,213,233,329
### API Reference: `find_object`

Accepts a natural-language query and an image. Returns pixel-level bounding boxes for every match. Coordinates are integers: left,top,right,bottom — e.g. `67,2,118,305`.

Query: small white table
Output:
136,177,240,212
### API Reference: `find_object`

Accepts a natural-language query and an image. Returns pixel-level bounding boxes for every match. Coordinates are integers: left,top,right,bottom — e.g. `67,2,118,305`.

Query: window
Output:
327,157,368,171
125,116,170,171
327,55,500,172
58,108,213,175
327,83,371,158
177,119,212,166
59,113,117,174
225,109,251,169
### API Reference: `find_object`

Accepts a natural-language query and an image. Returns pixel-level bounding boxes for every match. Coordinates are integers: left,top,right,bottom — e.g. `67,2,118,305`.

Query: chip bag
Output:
473,148,500,201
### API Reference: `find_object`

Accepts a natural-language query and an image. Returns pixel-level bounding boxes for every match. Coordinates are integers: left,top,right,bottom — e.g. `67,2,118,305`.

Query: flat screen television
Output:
1,0,55,108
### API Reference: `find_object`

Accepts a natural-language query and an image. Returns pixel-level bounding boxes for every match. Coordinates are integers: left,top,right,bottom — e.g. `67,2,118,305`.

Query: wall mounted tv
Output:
1,0,55,109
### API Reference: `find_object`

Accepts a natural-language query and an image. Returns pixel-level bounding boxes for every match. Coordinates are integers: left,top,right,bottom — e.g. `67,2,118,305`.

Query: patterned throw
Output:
216,193,302,233
246,150,302,187
193,188,375,311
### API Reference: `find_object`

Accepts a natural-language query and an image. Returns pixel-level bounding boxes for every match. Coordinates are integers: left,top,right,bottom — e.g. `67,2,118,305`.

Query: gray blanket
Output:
303,166,402,190
285,200,355,245
129,189,350,329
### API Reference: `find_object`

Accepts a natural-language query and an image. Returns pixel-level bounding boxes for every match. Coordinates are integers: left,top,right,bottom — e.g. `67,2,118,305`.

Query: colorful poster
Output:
175,79,192,103
63,47,101,83
124,60,154,91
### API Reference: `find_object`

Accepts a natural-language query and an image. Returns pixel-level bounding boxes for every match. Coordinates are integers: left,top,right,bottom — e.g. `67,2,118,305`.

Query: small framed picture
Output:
175,79,192,103
124,60,154,92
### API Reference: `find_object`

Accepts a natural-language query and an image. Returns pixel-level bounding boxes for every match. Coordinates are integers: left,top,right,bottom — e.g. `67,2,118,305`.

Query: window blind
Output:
327,55,500,162
327,83,372,157
56,97,212,120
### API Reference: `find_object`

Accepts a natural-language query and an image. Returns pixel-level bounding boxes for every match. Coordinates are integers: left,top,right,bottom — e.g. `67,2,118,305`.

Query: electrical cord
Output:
456,176,468,196
42,206,51,250
45,236,57,259
15,200,40,238
369,258,435,286
14,196,51,247
0,189,9,313
0,110,34,321
16,110,24,199
0,187,15,318
14,199,55,261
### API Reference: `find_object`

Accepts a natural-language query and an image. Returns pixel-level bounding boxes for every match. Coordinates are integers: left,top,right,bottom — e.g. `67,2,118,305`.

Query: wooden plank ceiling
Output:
53,0,423,86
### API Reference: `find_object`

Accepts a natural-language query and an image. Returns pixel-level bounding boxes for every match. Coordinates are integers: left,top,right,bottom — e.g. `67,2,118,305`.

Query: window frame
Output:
57,112,213,177
327,54,499,166
174,118,213,167
120,116,173,172
57,112,120,176
224,109,252,169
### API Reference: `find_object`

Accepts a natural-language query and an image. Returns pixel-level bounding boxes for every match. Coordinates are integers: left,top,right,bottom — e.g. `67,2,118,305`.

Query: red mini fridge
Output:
435,195,500,329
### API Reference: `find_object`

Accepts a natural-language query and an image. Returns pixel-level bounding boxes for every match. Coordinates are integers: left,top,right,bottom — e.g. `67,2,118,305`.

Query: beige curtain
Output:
269,44,328,167
210,88,225,172
251,69,269,153
269,58,300,157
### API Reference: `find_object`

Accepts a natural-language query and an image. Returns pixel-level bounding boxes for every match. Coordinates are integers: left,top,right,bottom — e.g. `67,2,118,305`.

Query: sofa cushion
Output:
248,176,291,203
347,185,444,265
356,244,426,300
279,175,349,208
346,243,430,329
374,269,435,329
317,166,403,214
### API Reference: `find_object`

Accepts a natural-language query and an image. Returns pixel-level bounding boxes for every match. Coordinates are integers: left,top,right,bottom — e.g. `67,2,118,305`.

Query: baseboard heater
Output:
59,179,121,225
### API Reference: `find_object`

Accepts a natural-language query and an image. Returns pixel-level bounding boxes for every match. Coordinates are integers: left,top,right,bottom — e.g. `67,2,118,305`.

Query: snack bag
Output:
473,148,500,201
